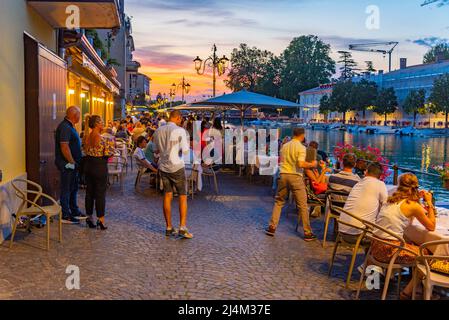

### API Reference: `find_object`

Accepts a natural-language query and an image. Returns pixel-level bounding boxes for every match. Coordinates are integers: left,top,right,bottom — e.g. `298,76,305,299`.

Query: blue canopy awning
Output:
191,90,299,109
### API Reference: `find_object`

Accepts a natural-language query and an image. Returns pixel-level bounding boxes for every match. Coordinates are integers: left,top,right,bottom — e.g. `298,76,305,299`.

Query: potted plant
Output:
432,163,449,190
334,143,391,181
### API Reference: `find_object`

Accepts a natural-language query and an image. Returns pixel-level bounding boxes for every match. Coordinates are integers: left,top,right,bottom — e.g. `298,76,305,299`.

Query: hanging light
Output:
68,89,75,95
193,56,203,72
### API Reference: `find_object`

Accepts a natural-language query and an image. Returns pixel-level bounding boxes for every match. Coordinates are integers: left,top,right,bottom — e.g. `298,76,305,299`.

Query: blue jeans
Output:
60,168,80,219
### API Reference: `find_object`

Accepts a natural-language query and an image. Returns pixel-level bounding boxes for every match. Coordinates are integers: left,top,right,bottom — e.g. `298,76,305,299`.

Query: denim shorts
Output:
159,168,187,195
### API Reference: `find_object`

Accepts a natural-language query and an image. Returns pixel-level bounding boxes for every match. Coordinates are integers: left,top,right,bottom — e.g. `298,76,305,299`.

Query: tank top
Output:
374,200,413,241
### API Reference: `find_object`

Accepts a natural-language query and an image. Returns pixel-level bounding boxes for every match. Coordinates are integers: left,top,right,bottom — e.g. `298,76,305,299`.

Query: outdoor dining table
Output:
404,207,449,255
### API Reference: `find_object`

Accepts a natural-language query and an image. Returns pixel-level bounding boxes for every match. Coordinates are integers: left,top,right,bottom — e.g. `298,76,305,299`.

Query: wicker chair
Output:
322,190,350,248
356,220,418,300
328,205,371,288
412,240,449,300
10,179,62,250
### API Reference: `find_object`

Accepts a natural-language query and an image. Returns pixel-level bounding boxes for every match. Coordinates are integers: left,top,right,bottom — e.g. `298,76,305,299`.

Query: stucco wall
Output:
0,1,56,182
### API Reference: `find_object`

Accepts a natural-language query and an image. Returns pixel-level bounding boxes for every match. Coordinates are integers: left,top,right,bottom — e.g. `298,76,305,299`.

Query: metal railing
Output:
324,149,441,186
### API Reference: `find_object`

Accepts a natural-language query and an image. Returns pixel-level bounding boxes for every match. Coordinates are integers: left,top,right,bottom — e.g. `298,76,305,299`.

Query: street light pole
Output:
172,76,191,104
194,44,229,97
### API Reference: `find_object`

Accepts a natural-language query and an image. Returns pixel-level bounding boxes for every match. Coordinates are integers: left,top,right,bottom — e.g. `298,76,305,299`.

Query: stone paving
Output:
0,169,444,300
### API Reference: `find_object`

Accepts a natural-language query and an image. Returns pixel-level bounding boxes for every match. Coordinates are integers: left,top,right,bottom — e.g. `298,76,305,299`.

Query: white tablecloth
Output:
404,207,449,255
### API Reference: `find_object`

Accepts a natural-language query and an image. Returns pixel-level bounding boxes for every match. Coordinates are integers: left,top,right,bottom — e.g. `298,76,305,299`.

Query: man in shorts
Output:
153,110,192,239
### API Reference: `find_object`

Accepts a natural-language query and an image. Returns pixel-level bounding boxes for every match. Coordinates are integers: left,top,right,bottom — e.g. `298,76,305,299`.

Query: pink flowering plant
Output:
432,163,449,181
333,143,391,181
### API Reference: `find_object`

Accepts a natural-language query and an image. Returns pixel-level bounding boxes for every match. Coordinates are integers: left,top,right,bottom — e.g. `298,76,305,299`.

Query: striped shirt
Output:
328,171,361,194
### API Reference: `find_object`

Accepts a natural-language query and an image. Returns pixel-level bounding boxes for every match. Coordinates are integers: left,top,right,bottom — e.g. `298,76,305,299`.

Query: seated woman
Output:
371,173,436,300
133,136,158,173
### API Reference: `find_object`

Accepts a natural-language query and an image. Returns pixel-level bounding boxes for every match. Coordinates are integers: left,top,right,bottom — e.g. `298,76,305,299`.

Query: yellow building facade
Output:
0,0,57,182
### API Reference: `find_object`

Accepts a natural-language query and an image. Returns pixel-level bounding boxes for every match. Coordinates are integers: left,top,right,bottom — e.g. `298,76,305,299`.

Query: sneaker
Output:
304,233,317,242
61,217,80,224
73,212,87,220
165,228,178,237
265,226,276,237
178,228,193,239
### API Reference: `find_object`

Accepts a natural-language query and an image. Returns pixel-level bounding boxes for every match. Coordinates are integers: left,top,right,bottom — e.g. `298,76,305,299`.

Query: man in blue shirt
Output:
55,106,83,224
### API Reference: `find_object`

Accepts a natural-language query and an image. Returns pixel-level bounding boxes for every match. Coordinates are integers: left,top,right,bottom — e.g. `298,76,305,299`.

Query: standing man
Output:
153,110,192,239
265,128,318,241
55,106,84,224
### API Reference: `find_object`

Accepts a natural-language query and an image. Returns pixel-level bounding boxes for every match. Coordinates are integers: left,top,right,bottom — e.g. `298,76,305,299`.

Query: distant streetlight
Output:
171,76,191,104
194,44,229,97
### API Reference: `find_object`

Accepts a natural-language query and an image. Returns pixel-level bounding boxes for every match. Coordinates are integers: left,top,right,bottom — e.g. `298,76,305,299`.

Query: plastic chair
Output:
328,206,371,288
108,155,127,194
134,158,159,191
322,190,350,248
412,240,449,300
10,179,62,250
355,220,418,300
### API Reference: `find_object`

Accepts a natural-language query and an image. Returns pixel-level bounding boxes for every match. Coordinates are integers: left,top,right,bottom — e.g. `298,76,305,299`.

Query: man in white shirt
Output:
153,111,192,239
338,162,388,241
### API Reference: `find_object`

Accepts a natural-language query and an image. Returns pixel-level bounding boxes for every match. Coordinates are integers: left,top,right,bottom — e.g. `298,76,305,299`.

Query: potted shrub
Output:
334,143,391,181
432,163,449,190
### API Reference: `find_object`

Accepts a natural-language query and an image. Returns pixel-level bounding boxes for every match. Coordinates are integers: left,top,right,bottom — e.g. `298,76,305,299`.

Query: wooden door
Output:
24,34,67,199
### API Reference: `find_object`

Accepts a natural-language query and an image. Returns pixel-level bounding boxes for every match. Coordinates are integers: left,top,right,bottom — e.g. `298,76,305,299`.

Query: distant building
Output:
98,0,144,118
299,58,449,126
133,73,152,104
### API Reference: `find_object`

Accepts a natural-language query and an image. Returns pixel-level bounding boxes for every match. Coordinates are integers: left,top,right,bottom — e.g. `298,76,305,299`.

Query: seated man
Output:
338,162,388,244
328,153,361,200
134,136,158,173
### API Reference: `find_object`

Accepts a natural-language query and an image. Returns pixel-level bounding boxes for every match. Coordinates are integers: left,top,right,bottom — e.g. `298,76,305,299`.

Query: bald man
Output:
55,106,84,224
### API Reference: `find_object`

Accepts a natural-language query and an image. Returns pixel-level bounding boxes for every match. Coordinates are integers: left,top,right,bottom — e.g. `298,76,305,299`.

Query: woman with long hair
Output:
83,115,115,230
372,173,436,299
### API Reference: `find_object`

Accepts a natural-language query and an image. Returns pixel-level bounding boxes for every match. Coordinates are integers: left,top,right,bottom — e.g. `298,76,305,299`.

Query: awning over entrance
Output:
27,0,121,29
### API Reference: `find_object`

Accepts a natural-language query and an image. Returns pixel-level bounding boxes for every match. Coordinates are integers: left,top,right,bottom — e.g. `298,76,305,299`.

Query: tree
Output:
329,81,354,122
403,89,426,127
373,88,398,125
319,94,333,122
351,80,378,119
225,44,276,92
429,73,449,128
280,35,335,101
365,61,376,73
255,55,283,97
423,43,449,64
338,51,358,80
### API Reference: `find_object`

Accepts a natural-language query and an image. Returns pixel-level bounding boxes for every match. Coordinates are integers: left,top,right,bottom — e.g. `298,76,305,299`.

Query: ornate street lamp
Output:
194,44,229,97
171,76,191,104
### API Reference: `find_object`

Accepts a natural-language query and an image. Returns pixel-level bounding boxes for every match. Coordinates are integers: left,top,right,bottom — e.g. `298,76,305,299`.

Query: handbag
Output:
311,181,328,195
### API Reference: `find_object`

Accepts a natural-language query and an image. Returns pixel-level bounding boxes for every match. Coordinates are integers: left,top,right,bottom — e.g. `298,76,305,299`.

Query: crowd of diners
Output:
265,127,438,299
56,107,441,299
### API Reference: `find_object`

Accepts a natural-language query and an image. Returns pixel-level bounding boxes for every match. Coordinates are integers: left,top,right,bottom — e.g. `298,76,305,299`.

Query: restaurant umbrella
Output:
190,90,300,127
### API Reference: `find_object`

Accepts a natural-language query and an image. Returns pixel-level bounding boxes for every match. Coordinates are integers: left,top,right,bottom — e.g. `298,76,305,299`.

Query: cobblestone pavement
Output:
0,169,446,300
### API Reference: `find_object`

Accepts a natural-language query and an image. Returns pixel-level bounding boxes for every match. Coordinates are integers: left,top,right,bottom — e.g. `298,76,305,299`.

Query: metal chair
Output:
328,205,371,288
356,220,418,300
412,240,449,300
202,164,219,194
134,164,159,191
322,190,350,248
10,179,62,250
186,167,199,200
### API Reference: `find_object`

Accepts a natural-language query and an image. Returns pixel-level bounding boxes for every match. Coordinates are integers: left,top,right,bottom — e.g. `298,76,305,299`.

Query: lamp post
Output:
171,76,191,104
194,44,229,97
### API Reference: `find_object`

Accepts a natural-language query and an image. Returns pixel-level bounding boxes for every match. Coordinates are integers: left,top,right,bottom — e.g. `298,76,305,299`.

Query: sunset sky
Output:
126,0,449,102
